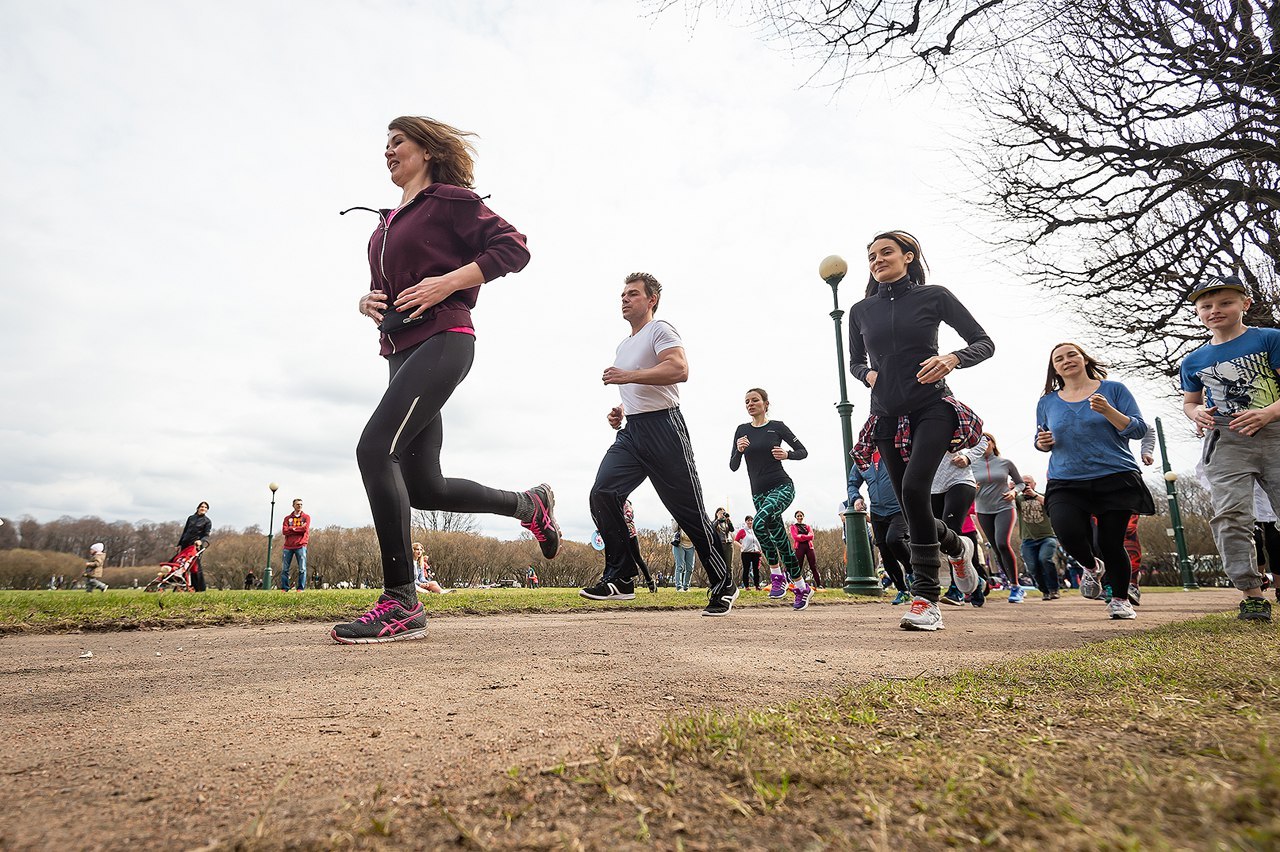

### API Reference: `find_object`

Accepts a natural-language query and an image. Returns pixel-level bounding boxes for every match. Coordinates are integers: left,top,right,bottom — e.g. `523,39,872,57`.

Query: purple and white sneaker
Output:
520,484,561,559
793,584,813,611
331,595,426,645
767,573,787,599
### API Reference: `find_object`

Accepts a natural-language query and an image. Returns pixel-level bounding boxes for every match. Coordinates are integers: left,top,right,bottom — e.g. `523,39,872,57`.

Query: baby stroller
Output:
145,542,206,592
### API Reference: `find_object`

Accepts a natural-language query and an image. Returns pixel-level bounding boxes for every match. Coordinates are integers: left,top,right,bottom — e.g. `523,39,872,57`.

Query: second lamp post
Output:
819,254,881,596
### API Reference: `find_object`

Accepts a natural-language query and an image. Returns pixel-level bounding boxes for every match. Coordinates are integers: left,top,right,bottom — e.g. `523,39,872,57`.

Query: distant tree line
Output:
0,475,1229,590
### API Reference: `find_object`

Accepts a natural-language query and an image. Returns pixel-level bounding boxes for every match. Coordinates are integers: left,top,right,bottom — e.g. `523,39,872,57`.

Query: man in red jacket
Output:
281,498,311,591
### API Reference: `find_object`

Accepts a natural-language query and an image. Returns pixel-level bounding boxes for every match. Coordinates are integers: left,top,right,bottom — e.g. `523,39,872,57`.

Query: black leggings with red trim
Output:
356,332,520,587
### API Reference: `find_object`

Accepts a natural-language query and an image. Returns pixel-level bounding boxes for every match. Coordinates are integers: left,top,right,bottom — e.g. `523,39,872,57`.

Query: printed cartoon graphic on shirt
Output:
1193,351,1280,415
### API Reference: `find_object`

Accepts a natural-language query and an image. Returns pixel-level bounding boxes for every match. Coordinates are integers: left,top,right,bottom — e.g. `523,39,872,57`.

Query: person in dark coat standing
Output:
178,501,212,592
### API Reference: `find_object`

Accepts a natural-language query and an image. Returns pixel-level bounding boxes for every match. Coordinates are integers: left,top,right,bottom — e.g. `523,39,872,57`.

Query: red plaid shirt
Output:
852,397,984,470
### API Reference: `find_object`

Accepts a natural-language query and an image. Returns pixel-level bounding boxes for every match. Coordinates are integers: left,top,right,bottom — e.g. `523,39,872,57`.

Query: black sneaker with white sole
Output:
701,586,740,617
579,578,635,601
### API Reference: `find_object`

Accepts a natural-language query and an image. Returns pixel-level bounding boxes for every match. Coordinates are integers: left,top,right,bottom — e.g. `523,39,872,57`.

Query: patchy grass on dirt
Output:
239,611,1278,851
0,586,878,634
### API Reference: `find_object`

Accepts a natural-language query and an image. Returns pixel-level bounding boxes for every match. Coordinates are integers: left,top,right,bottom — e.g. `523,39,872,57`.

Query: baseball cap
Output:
1187,274,1248,303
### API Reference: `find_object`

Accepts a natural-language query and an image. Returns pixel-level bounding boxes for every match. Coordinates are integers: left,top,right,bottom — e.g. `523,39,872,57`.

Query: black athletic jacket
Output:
178,513,212,548
848,277,994,418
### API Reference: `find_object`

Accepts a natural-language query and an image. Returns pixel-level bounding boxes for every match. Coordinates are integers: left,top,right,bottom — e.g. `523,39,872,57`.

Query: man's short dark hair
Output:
625,272,662,313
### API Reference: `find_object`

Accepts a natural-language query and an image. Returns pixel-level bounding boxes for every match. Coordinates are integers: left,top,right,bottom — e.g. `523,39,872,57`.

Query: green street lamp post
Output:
263,482,279,590
1154,418,1198,590
820,255,881,596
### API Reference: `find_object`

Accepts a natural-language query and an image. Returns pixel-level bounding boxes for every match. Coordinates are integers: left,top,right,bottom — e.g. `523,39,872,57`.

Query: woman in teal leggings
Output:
729,388,811,610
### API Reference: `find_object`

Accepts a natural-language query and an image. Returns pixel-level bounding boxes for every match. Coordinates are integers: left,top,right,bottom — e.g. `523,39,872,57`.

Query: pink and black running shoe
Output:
331,595,427,645
520,483,561,559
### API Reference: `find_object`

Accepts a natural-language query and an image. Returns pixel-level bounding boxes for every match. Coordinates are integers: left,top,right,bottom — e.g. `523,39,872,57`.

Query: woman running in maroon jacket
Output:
332,116,560,644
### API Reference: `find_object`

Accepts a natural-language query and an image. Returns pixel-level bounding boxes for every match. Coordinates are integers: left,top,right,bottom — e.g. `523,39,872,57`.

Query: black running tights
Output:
357,333,519,587
876,404,963,603
1048,504,1132,600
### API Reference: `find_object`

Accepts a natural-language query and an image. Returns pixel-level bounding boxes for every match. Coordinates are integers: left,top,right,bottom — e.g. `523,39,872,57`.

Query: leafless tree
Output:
412,509,480,534
646,0,1038,78
651,0,1280,377
975,0,1279,377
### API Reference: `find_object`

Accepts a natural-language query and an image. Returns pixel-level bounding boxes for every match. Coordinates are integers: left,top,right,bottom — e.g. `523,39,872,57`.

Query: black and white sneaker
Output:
579,578,635,600
701,586,740,617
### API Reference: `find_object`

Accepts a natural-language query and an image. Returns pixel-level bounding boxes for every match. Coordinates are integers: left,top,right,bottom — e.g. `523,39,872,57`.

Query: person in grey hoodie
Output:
972,433,1028,601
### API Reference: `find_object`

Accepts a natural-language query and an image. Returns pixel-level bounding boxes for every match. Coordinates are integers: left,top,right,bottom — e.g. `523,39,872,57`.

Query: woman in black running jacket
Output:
849,231,994,630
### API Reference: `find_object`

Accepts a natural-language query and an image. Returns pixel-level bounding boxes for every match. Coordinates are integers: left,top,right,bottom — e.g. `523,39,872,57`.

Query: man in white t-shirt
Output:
581,272,736,616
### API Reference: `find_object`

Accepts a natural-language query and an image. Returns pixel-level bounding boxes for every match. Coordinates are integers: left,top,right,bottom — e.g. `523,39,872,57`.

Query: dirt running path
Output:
0,590,1236,850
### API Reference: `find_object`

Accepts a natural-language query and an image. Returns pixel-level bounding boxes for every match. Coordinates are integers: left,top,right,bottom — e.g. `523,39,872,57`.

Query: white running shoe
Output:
947,537,979,595
1080,561,1105,600
899,596,945,631
1107,599,1137,620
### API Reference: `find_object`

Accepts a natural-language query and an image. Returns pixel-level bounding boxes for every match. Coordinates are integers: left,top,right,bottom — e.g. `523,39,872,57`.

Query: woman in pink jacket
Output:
789,511,820,588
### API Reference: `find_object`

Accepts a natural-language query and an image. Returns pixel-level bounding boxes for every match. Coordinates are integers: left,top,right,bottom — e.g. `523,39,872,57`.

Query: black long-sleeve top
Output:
848,277,994,417
730,419,808,495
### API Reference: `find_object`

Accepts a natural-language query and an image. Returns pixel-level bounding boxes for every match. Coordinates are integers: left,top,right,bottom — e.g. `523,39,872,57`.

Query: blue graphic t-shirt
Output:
1180,328,1280,420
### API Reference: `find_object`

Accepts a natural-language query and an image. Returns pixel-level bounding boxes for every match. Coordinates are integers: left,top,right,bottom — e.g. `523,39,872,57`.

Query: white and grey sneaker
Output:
900,596,945,631
1107,598,1137,620
1080,561,1105,600
947,537,979,596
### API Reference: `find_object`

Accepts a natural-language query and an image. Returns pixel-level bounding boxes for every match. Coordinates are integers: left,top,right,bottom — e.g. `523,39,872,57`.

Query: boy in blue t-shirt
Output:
1180,274,1280,622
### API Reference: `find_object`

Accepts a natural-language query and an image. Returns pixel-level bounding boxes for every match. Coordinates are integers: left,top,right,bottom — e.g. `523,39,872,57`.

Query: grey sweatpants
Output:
1202,423,1280,591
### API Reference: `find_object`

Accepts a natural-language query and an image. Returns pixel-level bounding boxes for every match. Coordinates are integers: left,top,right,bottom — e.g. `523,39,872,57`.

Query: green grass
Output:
279,612,1279,851
0,585,875,634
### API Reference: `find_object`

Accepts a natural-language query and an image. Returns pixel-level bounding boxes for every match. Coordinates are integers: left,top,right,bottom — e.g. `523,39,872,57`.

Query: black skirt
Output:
1044,470,1156,516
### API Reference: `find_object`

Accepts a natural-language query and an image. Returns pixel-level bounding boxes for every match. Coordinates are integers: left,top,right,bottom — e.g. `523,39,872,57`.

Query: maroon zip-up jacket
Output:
360,183,530,357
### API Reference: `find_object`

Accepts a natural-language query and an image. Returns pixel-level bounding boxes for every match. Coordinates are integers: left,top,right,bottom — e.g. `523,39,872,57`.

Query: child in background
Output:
83,543,108,593
1181,274,1280,622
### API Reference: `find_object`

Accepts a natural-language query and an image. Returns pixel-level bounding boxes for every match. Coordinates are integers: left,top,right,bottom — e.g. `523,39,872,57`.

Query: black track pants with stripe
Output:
589,407,731,596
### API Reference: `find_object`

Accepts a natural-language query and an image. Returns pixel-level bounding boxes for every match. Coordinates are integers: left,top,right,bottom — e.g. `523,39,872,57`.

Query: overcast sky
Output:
0,0,1206,542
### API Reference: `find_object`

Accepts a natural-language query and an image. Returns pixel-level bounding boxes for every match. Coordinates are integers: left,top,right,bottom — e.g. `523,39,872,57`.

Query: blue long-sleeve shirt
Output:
847,456,902,516
1035,380,1146,481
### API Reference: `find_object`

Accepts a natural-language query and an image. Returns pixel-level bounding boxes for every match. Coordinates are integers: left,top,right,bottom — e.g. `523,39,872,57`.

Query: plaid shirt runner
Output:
852,396,984,470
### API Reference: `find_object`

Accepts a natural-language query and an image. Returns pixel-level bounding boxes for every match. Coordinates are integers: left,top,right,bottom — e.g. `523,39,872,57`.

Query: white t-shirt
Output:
615,319,683,415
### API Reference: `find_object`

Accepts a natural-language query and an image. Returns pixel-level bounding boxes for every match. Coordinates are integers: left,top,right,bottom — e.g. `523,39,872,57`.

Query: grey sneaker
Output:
947,537,979,595
1107,598,1136,620
1080,565,1104,601
520,484,561,559
1239,597,1273,622
900,597,945,631
331,595,427,644
1127,584,1141,607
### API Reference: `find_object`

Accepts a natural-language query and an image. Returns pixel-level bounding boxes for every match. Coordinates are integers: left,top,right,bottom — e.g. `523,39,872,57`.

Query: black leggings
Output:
931,483,988,583
930,484,976,536
357,333,519,587
741,552,761,587
976,509,1017,582
1048,504,1132,599
870,512,910,593
876,402,963,602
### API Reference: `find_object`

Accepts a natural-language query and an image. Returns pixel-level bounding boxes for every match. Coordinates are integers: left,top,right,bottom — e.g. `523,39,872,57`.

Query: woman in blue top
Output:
1035,343,1154,620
